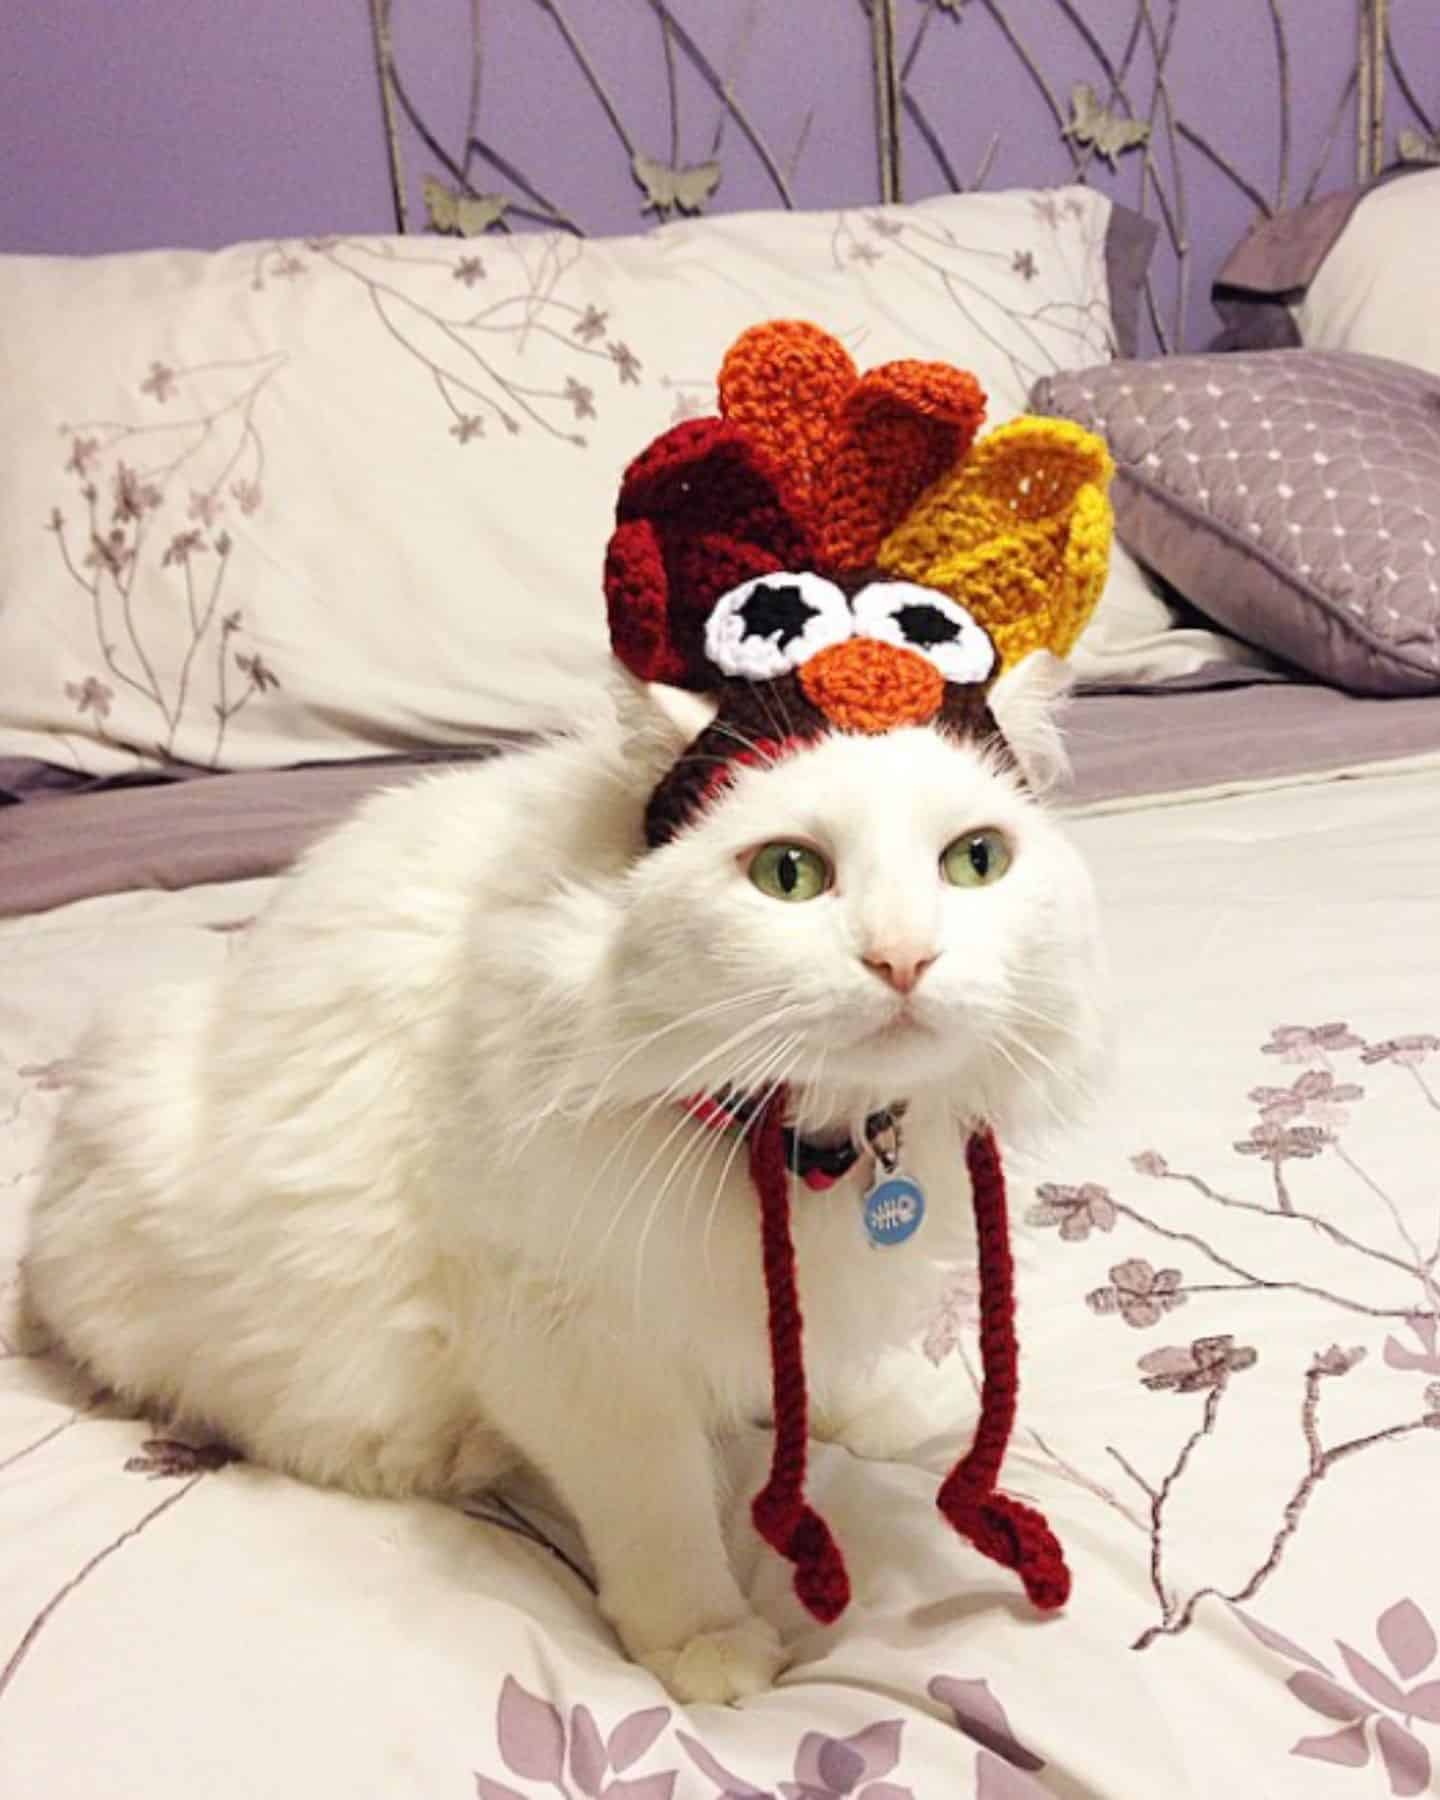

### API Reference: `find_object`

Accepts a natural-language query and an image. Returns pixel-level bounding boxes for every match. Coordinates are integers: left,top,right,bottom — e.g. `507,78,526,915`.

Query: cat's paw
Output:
815,1388,937,1461
635,1614,786,1705
814,1356,971,1463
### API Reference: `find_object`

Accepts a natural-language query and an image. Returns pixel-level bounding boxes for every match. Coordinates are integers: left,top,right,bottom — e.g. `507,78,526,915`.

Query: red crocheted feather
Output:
604,519,687,686
606,417,814,689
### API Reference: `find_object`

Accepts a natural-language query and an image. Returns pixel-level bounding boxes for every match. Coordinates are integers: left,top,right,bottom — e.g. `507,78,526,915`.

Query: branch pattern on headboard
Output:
371,0,1438,352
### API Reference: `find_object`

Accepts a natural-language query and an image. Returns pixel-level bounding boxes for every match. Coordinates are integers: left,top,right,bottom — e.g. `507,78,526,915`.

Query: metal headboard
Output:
369,0,1437,352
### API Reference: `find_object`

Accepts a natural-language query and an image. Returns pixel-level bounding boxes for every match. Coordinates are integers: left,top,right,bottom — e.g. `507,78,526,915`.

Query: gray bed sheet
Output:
3,684,1439,920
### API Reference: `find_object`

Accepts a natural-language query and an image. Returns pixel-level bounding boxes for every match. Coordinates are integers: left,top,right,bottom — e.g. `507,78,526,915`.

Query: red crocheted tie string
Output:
936,1127,1071,1611
748,1088,852,1623
748,1092,1070,1624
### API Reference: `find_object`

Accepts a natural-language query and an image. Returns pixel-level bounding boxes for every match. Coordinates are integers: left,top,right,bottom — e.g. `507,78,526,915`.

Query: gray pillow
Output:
1031,350,1440,696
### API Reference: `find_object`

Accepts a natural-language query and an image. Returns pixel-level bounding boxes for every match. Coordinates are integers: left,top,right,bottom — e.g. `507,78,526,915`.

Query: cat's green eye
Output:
942,829,1012,889
748,843,831,903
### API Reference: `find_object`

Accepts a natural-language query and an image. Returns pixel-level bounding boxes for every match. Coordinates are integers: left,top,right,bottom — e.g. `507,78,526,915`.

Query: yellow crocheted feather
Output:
877,415,1114,667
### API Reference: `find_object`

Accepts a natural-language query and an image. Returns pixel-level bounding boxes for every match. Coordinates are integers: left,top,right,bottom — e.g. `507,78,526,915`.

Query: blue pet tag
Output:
862,1174,927,1248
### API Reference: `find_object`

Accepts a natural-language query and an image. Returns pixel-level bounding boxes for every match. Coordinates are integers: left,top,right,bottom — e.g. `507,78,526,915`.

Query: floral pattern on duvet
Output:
1002,1021,1440,1792
471,1671,1050,1798
2,1011,1438,1794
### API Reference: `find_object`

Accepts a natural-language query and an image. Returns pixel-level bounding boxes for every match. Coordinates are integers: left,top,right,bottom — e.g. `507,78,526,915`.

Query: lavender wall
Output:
0,1,392,253
2,2,1435,347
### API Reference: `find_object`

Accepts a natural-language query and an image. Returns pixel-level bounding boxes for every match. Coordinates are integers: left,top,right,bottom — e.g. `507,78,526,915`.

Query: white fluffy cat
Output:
25,655,1102,1704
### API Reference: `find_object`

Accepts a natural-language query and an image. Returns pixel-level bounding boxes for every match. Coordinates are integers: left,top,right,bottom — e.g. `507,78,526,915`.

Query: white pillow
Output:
1294,168,1440,377
1066,540,1274,688
0,188,1151,773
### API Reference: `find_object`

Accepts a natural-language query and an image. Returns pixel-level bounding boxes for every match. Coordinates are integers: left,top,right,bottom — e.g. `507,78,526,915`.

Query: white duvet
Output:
3,762,1438,1798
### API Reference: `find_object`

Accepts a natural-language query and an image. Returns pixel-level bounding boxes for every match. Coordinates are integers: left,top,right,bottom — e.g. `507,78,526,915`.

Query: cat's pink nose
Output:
862,950,938,995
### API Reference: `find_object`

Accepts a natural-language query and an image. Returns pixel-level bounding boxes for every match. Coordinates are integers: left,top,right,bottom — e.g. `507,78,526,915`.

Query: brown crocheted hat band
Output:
643,666,1012,849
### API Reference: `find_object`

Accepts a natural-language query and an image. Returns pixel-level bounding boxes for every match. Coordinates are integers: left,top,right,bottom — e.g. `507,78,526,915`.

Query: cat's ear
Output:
645,681,721,748
987,650,1073,794
612,671,721,758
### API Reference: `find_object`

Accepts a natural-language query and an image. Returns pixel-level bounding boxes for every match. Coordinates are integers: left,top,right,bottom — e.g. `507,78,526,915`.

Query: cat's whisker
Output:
519,987,781,1084
704,720,789,767
979,995,1069,1037
607,1024,800,1249
508,987,792,1137
991,1019,1070,1086
674,747,776,774
1008,968,1092,1000
692,1036,854,1282
986,1032,1071,1130
549,1008,803,1291
696,1118,757,1284
745,687,796,758
681,1079,761,1273
567,987,794,1121
403,1005,678,1162
693,1040,803,1293
549,1024,796,1316
1009,1023,1100,1117
629,1033,802,1314
674,1026,814,1269
581,1004,797,1181
788,1040,835,1142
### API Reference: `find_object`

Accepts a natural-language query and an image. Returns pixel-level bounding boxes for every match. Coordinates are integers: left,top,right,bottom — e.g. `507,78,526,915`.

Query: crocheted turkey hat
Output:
605,319,1112,846
602,321,1113,1626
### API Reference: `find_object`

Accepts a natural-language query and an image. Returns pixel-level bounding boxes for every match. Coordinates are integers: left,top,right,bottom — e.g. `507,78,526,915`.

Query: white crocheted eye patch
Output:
849,581,996,686
703,572,852,679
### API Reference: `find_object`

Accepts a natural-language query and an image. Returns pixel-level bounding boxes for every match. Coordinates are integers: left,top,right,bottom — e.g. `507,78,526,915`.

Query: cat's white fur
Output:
25,654,1102,1703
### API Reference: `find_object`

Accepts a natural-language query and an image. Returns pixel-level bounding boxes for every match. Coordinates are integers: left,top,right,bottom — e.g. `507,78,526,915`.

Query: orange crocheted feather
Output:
718,321,857,515
816,360,987,572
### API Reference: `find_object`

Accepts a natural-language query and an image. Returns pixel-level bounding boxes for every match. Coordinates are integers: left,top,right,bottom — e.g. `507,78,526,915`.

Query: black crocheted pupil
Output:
739,583,819,649
893,603,961,647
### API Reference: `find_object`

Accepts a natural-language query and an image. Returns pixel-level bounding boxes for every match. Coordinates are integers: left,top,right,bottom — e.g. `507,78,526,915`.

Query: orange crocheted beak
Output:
799,637,945,733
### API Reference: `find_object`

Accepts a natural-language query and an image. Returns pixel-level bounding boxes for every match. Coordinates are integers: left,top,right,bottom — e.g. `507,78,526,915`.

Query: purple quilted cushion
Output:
1032,350,1440,695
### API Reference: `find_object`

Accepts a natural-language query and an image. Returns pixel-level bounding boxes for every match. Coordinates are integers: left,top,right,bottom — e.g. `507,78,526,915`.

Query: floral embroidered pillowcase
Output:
0,187,1162,776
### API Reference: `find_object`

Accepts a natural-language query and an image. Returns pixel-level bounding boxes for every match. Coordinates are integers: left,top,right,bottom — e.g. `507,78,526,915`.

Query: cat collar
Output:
683,1088,906,1193
602,320,1113,1623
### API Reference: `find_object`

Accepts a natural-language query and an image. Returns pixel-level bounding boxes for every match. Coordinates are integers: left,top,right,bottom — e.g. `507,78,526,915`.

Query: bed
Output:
4,5,1440,1795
